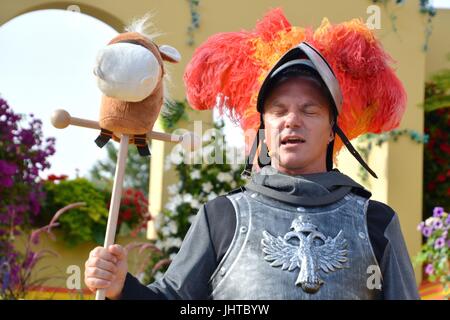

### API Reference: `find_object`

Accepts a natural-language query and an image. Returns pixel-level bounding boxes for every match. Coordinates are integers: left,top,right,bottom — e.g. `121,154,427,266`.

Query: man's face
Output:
262,76,334,175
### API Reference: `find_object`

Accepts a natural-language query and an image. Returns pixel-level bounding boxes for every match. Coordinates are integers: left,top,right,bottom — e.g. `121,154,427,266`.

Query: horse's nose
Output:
94,42,162,102
93,66,105,80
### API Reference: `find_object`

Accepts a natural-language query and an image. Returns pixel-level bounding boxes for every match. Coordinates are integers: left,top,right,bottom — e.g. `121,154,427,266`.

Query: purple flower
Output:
445,215,450,226
0,160,17,175
434,237,446,249
433,220,443,230
422,226,433,238
433,207,444,218
425,264,434,275
447,240,450,248
417,221,425,231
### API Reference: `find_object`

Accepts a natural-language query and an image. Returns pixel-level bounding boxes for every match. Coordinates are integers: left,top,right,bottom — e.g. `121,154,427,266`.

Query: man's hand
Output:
84,244,128,299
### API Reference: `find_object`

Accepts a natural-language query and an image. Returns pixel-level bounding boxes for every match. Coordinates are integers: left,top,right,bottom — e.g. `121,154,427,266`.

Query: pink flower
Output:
425,264,434,275
422,226,433,238
434,237,445,250
433,207,444,218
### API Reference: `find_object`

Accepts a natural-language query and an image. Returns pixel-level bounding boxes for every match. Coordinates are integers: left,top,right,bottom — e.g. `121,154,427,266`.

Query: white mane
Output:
125,12,163,41
125,12,172,103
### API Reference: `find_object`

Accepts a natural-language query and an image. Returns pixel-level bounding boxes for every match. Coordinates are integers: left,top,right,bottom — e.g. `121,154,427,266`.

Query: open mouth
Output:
280,136,306,145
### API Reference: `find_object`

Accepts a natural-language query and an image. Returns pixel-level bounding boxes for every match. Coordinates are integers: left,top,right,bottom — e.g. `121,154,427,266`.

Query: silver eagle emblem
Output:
261,216,348,293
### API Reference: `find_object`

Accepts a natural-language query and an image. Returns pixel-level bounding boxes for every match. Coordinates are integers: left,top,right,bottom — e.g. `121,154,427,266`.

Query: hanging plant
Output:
186,0,200,46
370,0,437,51
139,121,245,284
355,129,429,184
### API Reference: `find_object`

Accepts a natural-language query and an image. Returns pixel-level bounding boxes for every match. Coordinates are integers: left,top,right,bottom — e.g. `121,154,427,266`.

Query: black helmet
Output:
242,42,377,179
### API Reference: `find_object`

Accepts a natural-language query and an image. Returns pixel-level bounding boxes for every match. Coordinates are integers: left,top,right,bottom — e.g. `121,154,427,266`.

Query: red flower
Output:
122,209,132,221
47,174,68,182
439,143,450,154
437,174,446,182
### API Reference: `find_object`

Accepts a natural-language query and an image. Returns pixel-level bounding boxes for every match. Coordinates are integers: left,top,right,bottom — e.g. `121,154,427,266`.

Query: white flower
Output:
190,169,201,180
202,181,213,193
207,192,218,202
164,237,183,249
230,181,237,188
217,172,233,183
165,201,177,212
183,193,193,203
167,184,179,195
190,198,200,209
171,194,183,207
167,220,178,234
171,237,183,248
425,217,438,227
188,214,197,225
161,226,171,237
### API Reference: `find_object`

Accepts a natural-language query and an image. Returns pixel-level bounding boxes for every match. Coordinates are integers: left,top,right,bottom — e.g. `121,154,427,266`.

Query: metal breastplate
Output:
209,190,382,300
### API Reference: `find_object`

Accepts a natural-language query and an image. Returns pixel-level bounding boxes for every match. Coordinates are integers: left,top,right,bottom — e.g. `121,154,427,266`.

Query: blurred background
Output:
0,0,448,299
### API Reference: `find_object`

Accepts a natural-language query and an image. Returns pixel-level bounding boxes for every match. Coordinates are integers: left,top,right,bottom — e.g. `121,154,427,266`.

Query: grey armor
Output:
210,169,382,300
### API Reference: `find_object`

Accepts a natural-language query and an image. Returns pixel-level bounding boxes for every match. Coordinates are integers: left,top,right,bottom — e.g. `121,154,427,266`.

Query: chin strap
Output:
242,121,378,179
333,123,378,179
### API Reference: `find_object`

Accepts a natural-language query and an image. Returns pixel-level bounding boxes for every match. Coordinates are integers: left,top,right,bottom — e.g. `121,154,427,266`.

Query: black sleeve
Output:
119,204,218,300
204,195,237,264
366,200,395,265
366,200,420,300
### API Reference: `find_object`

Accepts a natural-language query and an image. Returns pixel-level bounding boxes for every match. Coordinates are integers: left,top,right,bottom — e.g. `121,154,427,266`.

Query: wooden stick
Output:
95,134,129,300
51,109,182,143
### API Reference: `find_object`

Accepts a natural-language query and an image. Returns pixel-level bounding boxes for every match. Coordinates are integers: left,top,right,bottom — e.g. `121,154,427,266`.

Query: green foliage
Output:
41,179,109,247
424,68,450,112
140,121,245,284
423,108,449,217
422,66,450,218
413,207,449,299
160,100,189,132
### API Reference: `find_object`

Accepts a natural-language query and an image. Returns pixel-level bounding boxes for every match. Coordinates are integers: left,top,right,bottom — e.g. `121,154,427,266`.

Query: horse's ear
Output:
159,45,181,63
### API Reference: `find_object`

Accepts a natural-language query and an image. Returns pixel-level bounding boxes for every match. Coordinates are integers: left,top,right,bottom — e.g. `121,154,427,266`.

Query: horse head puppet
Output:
94,14,181,156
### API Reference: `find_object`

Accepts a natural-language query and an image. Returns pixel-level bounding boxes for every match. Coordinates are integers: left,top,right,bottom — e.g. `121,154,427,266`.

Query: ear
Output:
159,45,181,63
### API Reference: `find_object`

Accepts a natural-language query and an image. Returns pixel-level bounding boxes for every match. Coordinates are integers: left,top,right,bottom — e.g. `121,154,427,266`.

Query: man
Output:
84,42,420,300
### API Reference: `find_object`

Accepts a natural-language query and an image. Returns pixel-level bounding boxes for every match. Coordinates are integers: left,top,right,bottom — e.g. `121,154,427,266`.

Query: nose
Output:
285,110,302,129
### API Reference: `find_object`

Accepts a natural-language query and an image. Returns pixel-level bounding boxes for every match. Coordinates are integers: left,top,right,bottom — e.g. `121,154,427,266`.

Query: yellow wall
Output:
425,9,450,78
2,0,448,291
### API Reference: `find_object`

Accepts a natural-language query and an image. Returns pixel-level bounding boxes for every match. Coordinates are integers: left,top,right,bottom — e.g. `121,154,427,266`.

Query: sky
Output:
0,8,244,180
0,9,118,179
0,2,448,179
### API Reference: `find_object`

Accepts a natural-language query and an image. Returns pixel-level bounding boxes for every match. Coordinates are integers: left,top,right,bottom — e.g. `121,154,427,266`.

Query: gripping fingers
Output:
90,246,118,264
86,257,117,273
85,266,116,281
85,276,111,290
